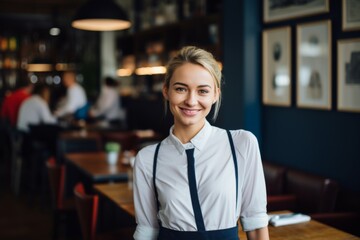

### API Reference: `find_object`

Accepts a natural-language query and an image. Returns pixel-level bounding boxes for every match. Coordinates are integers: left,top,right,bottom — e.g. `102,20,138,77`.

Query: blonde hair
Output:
163,46,222,120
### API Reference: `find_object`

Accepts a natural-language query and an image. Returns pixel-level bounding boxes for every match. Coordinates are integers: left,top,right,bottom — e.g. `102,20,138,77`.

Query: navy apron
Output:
153,130,239,240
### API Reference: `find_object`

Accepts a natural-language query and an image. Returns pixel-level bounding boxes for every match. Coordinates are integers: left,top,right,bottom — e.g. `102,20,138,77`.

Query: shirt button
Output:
184,143,194,149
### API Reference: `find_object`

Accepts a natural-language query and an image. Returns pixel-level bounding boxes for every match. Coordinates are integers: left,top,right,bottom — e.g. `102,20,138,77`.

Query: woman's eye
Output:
199,89,209,94
175,87,186,92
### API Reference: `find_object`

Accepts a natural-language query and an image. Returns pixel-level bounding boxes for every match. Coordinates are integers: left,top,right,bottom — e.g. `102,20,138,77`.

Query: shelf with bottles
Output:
116,14,221,79
137,0,222,31
134,14,220,48
0,34,22,98
0,35,20,70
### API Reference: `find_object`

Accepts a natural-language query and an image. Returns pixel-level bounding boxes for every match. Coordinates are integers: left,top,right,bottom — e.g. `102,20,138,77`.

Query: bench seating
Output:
263,160,359,237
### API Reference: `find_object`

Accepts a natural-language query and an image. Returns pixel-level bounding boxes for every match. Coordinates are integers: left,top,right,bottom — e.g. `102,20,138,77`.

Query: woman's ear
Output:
162,85,169,100
213,87,220,104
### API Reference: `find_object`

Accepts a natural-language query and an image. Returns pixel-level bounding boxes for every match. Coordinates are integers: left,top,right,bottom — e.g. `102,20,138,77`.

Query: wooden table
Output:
59,129,163,153
93,183,359,240
59,130,101,139
66,152,130,182
94,182,135,216
238,211,359,240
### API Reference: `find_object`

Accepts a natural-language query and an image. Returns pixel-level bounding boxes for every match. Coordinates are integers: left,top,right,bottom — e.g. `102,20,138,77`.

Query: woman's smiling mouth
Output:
180,107,201,116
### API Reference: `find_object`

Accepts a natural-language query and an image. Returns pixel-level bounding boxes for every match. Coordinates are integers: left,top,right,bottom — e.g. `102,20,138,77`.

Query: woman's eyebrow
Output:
173,82,212,88
173,82,188,87
198,84,212,88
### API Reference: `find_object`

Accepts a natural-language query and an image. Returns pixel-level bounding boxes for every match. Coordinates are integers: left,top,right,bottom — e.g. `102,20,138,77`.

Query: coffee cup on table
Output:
105,142,121,165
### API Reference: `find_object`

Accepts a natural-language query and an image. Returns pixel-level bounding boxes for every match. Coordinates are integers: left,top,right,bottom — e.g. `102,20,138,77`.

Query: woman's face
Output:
163,63,219,130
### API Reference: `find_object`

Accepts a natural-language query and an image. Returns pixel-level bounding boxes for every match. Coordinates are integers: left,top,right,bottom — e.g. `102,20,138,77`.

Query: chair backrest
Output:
57,132,102,163
29,124,63,155
262,161,286,195
285,169,339,213
74,182,99,240
46,157,66,209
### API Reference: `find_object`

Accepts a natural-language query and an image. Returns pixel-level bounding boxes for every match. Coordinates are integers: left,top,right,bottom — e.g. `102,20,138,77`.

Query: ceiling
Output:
0,0,86,16
0,0,88,31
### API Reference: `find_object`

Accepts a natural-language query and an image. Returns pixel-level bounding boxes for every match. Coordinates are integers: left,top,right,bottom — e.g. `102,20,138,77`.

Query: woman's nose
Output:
184,92,197,106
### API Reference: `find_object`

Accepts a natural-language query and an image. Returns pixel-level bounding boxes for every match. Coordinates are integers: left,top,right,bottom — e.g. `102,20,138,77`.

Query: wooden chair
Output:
74,182,134,240
27,124,63,205
9,128,24,196
46,157,78,239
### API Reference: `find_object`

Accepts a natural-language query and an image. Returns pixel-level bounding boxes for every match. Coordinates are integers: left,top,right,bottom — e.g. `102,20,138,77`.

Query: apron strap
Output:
226,130,239,209
153,142,161,213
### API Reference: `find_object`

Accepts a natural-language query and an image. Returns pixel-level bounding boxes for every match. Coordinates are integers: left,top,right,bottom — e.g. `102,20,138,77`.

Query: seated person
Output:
54,71,87,119
17,83,56,132
88,76,125,125
1,78,33,127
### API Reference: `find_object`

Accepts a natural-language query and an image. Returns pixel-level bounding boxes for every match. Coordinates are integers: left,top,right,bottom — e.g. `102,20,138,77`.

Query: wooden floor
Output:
0,191,53,239
0,162,50,239
0,161,61,240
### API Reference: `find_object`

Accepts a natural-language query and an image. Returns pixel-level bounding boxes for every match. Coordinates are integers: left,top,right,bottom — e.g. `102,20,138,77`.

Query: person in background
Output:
88,76,125,126
54,71,87,119
17,83,56,132
133,46,269,240
0,78,33,127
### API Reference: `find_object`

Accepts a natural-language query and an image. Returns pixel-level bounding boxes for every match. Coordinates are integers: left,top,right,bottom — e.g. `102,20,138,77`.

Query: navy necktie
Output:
186,148,206,231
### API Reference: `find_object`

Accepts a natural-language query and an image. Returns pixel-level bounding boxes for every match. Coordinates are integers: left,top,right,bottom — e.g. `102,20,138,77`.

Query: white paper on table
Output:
268,213,311,227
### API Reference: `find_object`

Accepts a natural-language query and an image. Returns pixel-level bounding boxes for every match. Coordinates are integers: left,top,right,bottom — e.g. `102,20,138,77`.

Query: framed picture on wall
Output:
262,26,291,106
263,0,329,23
342,0,360,31
296,20,331,110
337,38,360,112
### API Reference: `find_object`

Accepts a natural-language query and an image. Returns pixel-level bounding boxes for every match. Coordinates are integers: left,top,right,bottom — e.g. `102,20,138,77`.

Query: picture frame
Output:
342,0,360,31
263,0,329,23
296,20,331,110
262,26,291,106
337,38,360,112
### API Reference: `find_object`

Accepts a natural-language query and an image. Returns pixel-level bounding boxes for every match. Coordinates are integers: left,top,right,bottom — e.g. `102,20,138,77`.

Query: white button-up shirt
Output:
55,83,87,117
89,85,125,121
133,121,268,240
17,95,56,132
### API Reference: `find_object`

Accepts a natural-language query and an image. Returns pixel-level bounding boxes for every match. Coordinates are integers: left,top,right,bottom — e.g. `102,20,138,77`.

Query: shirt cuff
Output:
240,214,269,231
133,225,159,240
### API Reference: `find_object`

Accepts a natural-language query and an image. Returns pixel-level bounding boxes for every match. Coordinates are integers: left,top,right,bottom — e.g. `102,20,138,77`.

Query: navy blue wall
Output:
263,108,360,191
217,0,244,129
222,0,360,191
219,0,262,139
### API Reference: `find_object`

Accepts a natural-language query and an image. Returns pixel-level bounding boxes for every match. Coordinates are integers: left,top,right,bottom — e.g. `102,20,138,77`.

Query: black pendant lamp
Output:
72,0,131,31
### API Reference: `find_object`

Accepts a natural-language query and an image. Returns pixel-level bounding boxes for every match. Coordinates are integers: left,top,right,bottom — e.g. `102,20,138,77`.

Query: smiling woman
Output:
133,46,269,240
162,62,219,140
163,46,222,123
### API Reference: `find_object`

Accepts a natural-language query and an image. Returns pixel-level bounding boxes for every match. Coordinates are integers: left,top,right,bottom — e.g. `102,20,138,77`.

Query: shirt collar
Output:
168,120,212,155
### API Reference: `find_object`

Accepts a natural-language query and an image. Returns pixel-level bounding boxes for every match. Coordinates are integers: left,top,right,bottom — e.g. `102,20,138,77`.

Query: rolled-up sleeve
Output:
133,148,159,240
237,132,268,231
133,225,159,240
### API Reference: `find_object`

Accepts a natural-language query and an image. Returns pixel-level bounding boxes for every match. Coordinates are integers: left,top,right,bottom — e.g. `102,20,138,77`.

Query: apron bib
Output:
153,130,239,240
